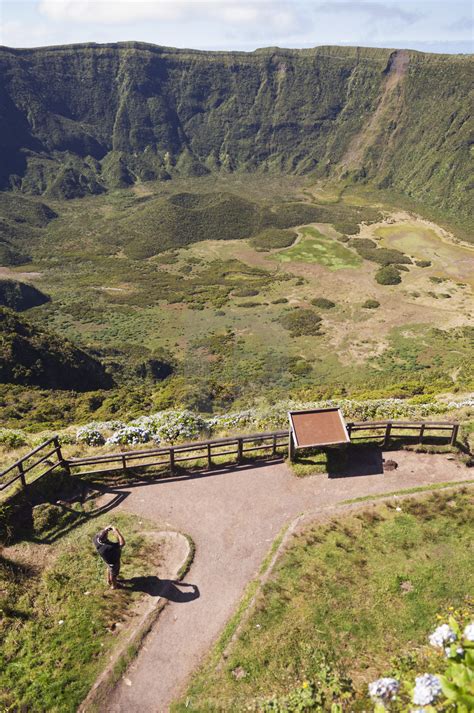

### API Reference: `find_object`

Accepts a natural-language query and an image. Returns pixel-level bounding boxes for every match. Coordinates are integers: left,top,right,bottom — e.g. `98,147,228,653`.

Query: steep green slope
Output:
0,193,57,264
0,308,113,390
0,43,470,221
0,279,50,311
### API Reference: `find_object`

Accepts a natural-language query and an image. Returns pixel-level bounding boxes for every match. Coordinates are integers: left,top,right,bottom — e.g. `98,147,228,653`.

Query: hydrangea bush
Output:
76,426,105,447
106,426,152,446
368,616,474,711
0,428,29,448
131,410,207,444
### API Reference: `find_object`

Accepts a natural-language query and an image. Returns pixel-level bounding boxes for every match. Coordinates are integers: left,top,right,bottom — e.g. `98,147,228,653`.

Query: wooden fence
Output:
0,436,66,497
0,420,458,498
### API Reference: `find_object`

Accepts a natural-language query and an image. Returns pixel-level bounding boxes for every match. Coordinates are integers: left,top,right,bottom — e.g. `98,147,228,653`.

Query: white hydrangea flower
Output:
368,677,400,702
412,674,442,706
463,623,474,641
429,623,456,649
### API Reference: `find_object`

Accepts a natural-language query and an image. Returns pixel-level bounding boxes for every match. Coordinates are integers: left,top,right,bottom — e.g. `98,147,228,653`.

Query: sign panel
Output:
289,408,349,448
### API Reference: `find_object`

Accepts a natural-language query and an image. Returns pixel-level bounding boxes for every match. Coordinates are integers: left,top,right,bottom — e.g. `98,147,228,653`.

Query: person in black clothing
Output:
93,525,126,589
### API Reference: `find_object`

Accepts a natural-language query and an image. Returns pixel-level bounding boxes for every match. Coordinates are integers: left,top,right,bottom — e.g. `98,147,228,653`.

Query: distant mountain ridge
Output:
0,42,471,219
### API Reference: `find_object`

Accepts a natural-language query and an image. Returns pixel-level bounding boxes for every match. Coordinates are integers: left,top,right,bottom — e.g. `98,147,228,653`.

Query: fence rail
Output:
0,420,459,497
0,436,65,496
68,430,289,476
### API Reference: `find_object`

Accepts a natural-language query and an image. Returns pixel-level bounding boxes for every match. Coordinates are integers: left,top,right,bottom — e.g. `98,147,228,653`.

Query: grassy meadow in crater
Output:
1,173,472,431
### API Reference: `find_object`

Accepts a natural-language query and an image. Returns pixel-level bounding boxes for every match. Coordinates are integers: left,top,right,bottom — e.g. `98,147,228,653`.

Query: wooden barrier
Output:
0,420,459,496
0,436,66,497
67,431,289,476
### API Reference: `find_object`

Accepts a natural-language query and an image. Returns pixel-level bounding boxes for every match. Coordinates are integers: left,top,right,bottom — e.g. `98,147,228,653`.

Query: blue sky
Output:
1,1,473,53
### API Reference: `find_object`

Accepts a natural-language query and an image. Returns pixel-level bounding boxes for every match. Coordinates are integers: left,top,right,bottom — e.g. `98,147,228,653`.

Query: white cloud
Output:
38,0,303,31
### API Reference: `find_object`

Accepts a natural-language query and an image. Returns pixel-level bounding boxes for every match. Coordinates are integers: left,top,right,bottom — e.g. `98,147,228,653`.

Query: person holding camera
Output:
93,525,126,589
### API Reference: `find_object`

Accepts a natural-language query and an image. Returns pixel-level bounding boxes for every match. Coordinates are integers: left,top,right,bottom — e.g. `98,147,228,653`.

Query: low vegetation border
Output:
1,420,459,500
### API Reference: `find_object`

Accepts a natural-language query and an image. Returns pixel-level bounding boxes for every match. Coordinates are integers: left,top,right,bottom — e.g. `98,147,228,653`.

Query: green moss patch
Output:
274,227,362,270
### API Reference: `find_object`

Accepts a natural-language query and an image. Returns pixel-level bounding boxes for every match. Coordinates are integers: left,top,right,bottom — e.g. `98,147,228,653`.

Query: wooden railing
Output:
0,436,66,497
346,420,459,447
0,420,459,497
67,431,289,476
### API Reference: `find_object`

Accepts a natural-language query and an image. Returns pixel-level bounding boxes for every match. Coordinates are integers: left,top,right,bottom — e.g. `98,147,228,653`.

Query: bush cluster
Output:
279,308,322,336
311,297,335,309
375,265,402,285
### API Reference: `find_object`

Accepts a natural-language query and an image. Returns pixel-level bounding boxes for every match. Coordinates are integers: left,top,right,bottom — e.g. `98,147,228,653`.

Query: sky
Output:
1,0,473,54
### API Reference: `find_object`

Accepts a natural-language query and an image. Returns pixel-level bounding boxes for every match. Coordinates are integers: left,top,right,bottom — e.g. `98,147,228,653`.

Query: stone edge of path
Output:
215,479,474,673
78,530,194,713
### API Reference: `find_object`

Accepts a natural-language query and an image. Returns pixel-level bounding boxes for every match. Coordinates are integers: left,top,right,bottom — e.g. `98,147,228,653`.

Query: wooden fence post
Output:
121,454,127,472
450,424,459,446
419,424,425,444
169,448,175,474
207,443,212,468
18,461,27,491
383,421,392,448
272,434,277,456
237,438,243,464
55,436,70,475
289,430,295,461
346,423,353,441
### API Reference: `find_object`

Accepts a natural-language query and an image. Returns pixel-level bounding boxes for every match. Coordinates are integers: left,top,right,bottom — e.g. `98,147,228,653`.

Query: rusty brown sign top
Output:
288,407,350,448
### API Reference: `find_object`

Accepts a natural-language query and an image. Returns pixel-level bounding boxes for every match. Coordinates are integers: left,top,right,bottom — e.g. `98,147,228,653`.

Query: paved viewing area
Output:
104,451,472,712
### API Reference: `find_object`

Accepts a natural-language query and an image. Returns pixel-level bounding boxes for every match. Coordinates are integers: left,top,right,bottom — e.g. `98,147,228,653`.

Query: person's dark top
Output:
93,533,121,566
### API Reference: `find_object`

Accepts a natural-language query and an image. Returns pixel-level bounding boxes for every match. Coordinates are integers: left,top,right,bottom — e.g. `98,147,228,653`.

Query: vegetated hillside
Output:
0,192,57,264
0,43,471,222
0,307,113,390
0,279,50,311
99,191,381,258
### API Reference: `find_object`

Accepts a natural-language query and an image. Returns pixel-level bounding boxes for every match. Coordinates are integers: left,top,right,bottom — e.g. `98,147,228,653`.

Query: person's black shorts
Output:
107,561,120,577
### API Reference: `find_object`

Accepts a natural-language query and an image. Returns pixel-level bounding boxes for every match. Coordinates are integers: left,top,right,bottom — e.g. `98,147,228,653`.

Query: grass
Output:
0,510,163,712
274,227,362,269
173,489,474,711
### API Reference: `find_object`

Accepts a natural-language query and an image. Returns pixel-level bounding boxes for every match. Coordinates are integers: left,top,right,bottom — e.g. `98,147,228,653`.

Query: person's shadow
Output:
121,576,200,603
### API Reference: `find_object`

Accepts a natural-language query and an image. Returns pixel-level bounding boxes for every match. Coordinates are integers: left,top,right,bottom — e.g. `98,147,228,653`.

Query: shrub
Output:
362,299,380,309
271,298,288,304
430,276,445,284
279,309,322,336
355,245,412,266
132,410,207,444
311,297,335,309
76,426,105,447
349,238,377,249
375,265,402,285
237,301,261,308
0,428,28,448
106,426,152,446
233,288,259,297
33,503,62,534
250,229,297,250
395,264,409,272
416,259,431,267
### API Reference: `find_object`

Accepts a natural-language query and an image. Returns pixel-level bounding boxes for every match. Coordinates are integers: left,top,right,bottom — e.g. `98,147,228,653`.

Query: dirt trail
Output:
339,49,410,175
103,450,472,713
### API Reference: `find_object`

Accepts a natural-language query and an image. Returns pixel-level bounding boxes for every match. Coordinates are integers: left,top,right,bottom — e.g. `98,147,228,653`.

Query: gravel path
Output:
105,451,471,713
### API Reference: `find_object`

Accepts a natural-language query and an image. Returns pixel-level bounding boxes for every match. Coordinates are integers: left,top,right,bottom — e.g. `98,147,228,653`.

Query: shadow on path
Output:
328,446,384,478
121,577,200,603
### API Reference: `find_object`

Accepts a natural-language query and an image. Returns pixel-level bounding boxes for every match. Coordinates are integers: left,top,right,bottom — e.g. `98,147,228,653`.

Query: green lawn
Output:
174,489,474,711
0,509,161,713
274,227,362,269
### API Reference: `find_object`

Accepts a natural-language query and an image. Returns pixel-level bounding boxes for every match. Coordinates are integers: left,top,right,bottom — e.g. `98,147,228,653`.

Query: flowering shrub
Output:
76,426,105,447
132,410,207,444
367,615,474,711
106,426,152,446
207,410,254,434
0,429,28,448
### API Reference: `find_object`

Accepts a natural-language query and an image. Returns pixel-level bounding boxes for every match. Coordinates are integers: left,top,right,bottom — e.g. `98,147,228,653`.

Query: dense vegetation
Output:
0,43,471,225
176,490,474,711
0,279,50,311
0,308,112,391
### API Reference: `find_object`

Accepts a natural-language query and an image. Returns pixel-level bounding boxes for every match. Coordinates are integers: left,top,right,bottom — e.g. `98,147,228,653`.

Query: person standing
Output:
93,525,125,589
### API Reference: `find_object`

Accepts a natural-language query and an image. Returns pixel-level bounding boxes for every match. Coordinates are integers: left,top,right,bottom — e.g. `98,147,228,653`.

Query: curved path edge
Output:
79,531,193,713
